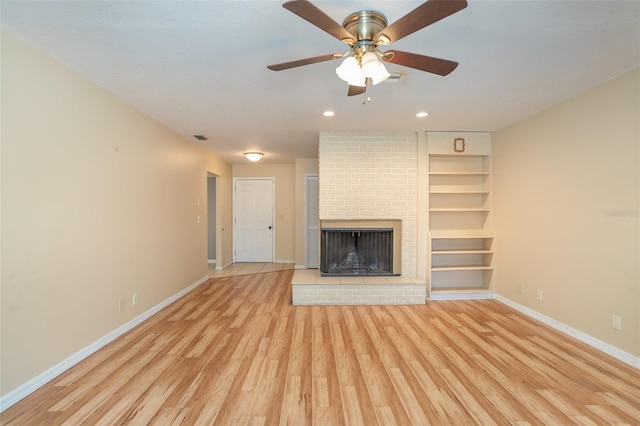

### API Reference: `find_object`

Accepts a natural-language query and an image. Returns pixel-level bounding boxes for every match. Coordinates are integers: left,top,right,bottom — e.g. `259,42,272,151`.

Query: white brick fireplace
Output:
292,132,426,305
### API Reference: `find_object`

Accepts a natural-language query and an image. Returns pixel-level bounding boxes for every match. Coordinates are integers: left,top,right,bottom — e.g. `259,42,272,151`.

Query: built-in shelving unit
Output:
427,132,494,299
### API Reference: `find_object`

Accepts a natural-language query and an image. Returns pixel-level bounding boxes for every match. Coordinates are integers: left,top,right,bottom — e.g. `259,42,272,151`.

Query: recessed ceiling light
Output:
323,111,335,117
416,112,429,118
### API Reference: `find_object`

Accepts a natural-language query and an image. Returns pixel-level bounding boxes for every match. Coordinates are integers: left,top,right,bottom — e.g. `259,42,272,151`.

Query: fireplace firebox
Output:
320,228,397,276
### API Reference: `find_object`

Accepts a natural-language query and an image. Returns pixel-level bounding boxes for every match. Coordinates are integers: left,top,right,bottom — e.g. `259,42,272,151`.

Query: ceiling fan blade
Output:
383,50,458,76
267,53,337,71
347,85,366,96
283,0,355,43
377,0,467,44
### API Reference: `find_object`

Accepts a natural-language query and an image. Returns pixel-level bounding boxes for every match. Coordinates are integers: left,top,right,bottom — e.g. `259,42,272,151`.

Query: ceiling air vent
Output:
193,135,208,141
384,72,406,83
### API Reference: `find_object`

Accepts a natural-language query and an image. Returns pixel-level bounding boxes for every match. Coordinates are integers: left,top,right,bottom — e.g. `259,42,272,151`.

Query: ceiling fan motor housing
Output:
342,11,387,42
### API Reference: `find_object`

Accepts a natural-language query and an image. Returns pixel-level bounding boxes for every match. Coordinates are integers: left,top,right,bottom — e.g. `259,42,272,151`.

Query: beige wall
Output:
493,68,640,357
232,164,296,262
0,29,232,397
295,159,319,268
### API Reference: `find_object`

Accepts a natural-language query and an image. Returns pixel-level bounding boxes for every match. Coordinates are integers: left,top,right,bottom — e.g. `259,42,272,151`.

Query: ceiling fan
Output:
267,0,468,96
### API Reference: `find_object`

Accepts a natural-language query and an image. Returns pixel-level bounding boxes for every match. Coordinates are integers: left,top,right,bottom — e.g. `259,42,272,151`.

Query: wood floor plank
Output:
387,367,431,425
597,391,640,423
311,307,344,425
2,270,639,426
437,368,500,425
440,345,528,424
328,308,377,425
407,359,474,424
471,353,565,425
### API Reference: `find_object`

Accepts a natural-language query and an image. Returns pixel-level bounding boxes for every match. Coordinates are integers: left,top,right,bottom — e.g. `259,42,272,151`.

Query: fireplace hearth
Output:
321,228,397,276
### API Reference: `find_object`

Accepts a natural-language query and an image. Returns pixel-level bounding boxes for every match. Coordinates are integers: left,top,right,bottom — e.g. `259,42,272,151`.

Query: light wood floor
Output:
2,270,639,425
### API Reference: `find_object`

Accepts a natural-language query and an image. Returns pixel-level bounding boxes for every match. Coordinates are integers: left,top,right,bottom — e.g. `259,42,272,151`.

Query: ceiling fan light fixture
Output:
361,52,380,76
360,51,390,85
370,65,390,85
336,56,363,84
244,152,264,162
348,74,367,87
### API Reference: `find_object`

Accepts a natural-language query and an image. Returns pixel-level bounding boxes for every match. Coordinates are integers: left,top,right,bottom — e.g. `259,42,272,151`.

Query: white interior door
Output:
234,178,274,262
306,175,319,268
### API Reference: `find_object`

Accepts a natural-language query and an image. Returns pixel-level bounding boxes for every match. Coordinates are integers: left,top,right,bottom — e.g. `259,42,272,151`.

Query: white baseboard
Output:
275,259,295,264
494,294,640,369
215,260,233,271
295,265,308,270
208,259,216,264
429,292,494,301
0,275,209,412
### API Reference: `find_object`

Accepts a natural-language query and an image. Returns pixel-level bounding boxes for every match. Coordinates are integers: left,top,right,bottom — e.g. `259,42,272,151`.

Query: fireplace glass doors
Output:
320,228,395,276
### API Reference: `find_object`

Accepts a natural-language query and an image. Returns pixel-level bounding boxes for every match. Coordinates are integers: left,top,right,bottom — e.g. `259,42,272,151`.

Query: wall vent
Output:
193,134,208,141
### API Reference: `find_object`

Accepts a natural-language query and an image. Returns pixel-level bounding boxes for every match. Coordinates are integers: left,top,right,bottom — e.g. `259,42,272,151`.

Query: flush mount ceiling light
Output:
416,112,429,118
244,152,264,162
323,111,335,117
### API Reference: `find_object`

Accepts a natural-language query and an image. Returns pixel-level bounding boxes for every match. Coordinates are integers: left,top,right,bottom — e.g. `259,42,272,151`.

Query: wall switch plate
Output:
536,289,543,301
132,293,138,306
612,314,622,331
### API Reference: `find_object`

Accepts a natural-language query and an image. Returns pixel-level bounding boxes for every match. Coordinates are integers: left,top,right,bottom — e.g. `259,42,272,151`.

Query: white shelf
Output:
429,208,490,212
427,134,494,299
429,172,490,176
431,288,493,294
429,190,490,194
429,230,493,238
431,269,493,290
431,266,493,271
432,249,492,254
429,288,494,300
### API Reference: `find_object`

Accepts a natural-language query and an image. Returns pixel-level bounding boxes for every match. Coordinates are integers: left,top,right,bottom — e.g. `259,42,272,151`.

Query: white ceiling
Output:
2,1,639,164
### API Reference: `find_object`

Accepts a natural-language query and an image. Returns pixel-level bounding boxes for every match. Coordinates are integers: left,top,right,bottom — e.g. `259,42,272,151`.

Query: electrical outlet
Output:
119,299,126,312
197,215,201,224
132,293,138,306
536,289,543,301
612,314,622,331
